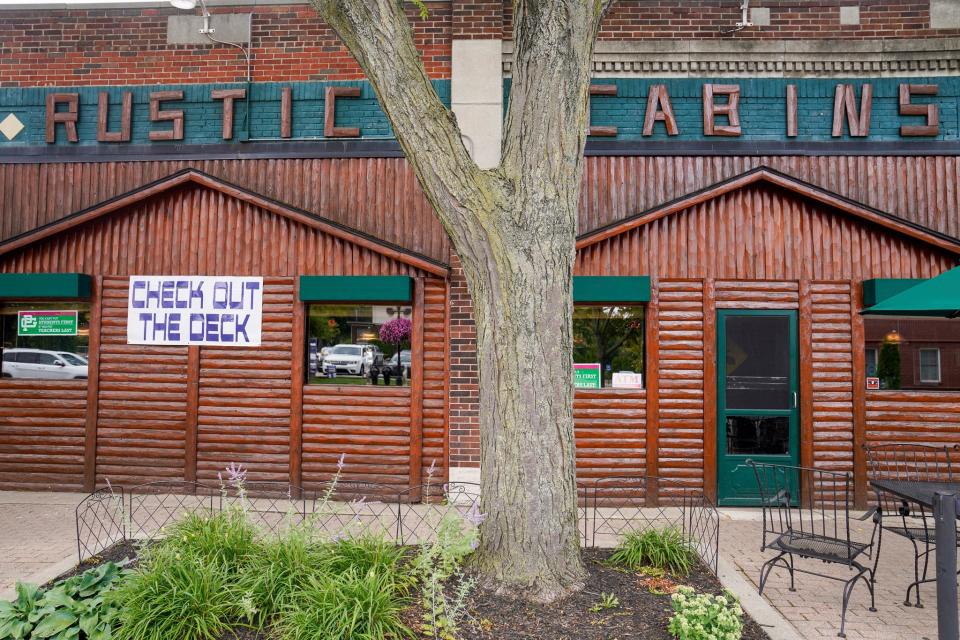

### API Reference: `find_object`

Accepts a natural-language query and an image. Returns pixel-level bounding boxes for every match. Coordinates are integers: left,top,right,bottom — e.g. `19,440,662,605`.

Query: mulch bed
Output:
456,548,771,640
42,539,140,587
47,542,771,640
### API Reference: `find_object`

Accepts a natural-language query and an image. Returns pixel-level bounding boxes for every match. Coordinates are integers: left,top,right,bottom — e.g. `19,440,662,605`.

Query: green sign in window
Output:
573,363,602,389
18,310,78,336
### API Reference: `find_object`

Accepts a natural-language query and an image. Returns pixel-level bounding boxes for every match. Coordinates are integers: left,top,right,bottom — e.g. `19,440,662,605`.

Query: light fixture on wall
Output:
884,329,902,344
168,0,252,81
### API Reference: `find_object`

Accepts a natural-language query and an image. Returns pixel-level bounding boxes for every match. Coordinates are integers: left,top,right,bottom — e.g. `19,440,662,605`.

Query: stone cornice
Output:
503,38,960,78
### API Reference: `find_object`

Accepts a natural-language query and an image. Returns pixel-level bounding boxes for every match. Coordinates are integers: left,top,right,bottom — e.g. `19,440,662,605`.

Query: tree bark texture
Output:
310,0,608,602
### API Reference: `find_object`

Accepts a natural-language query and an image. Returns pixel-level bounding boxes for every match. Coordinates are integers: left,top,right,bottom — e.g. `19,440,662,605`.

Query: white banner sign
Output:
127,276,263,346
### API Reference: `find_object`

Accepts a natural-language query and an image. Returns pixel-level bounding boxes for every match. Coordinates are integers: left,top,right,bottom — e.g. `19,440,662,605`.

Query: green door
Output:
717,309,799,506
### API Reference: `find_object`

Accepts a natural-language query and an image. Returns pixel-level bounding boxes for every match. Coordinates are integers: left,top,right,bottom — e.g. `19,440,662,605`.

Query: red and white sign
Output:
866,377,880,390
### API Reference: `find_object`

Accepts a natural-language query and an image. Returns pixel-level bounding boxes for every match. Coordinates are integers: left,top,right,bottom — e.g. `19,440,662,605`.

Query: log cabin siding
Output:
196,278,295,485
573,388,647,481
0,180,447,491
96,275,189,486
865,392,960,447
4,156,960,265
0,380,86,490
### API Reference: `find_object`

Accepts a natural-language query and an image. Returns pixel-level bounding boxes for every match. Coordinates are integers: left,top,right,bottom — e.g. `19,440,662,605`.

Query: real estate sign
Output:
17,310,78,336
127,275,263,346
574,363,602,389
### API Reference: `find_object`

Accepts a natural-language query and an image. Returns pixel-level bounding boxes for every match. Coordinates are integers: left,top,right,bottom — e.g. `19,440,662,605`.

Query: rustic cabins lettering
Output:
45,82,942,143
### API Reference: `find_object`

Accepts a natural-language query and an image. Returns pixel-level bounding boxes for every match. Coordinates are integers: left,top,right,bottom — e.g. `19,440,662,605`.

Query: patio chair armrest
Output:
857,506,880,524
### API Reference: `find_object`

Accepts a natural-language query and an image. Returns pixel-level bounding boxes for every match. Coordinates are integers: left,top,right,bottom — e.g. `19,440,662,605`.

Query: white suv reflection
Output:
1,348,89,379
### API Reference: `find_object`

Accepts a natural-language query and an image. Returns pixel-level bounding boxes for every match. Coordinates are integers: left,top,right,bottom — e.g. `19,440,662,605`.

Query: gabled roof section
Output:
0,169,448,277
576,166,960,256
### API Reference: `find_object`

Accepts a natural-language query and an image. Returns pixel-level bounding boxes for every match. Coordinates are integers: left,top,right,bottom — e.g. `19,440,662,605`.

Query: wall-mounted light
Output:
168,0,252,81
883,329,902,344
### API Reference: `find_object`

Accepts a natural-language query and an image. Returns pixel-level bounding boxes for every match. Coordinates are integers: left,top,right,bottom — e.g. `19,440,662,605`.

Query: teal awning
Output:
573,276,651,303
299,276,412,302
862,267,960,318
0,273,92,299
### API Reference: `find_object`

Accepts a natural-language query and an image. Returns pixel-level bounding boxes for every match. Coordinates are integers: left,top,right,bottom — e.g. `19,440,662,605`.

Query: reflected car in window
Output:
2,348,89,379
321,344,377,376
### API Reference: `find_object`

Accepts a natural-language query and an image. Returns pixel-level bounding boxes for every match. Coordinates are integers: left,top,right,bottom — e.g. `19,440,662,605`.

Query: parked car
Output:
321,343,380,376
385,349,411,379
57,352,88,366
1,348,88,379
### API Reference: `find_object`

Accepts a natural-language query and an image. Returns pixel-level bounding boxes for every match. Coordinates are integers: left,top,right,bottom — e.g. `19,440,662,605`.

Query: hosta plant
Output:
0,562,127,640
667,586,743,640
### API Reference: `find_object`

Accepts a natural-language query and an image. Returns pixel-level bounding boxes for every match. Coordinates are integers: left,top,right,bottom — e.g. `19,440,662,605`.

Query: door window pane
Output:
726,416,790,455
573,306,645,388
1,303,90,381
306,304,413,387
724,315,791,410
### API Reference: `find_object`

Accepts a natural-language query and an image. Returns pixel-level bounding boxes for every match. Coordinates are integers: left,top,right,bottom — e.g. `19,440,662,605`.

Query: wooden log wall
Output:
0,380,86,490
96,276,188,485
573,389,646,481
4,157,960,266
656,280,705,497
301,385,412,490
0,181,448,493
196,278,294,485
573,181,960,502
865,392,960,447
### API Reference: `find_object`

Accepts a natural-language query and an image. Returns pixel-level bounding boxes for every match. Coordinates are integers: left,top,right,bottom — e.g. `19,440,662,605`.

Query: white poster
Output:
127,276,263,346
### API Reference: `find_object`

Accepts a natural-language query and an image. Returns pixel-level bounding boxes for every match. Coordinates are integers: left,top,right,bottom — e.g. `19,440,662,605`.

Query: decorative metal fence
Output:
76,475,719,573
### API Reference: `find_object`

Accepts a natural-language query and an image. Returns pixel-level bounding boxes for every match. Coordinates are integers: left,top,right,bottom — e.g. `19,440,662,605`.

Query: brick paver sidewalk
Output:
721,511,940,640
0,491,80,597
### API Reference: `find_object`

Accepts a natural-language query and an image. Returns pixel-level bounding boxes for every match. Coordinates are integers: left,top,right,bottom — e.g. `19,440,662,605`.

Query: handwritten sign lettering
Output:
127,276,263,346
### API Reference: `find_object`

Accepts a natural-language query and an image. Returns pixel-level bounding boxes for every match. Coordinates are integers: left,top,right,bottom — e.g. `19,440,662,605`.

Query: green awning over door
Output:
0,273,92,299
862,267,960,318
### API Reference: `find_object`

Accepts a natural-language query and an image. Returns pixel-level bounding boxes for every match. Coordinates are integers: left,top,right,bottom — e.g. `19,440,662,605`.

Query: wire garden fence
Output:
76,475,719,573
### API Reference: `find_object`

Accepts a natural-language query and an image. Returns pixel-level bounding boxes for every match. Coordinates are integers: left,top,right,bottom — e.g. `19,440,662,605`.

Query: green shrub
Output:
608,527,697,575
156,508,258,575
668,586,743,640
280,567,412,640
322,536,410,583
110,547,235,640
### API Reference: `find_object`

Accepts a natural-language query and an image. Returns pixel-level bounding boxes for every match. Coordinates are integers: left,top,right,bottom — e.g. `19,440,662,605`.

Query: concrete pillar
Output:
451,39,503,170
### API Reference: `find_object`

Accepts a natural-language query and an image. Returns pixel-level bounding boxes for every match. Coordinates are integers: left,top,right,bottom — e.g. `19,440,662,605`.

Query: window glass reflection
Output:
1,303,90,380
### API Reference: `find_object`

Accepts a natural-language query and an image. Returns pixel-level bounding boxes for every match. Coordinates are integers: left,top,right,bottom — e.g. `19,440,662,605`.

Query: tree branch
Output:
309,0,504,250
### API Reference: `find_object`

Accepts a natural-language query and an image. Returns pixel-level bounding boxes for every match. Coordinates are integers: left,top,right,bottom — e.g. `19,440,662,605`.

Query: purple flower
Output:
465,502,487,527
337,453,346,471
378,317,412,344
426,460,436,478
225,462,247,488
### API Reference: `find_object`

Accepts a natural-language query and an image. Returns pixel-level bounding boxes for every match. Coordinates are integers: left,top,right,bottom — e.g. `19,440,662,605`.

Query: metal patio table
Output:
870,479,960,640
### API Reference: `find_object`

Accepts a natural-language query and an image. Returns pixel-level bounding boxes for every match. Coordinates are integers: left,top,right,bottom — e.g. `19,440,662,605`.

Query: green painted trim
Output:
299,276,412,302
862,278,926,308
0,273,92,299
573,276,651,303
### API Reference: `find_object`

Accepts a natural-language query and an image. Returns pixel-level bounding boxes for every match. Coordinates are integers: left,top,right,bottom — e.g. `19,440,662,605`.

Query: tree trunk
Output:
310,0,611,603
460,214,584,602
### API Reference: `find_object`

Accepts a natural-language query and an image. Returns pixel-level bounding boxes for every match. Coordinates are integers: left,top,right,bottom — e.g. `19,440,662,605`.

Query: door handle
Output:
792,392,798,409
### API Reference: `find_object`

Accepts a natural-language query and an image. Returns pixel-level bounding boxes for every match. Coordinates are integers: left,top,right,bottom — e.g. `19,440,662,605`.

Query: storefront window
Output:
573,306,645,388
864,316,960,390
0,302,91,380
306,304,412,386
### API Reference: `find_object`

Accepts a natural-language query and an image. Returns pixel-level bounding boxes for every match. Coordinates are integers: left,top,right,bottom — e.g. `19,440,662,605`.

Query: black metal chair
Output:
864,442,957,608
748,460,880,638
